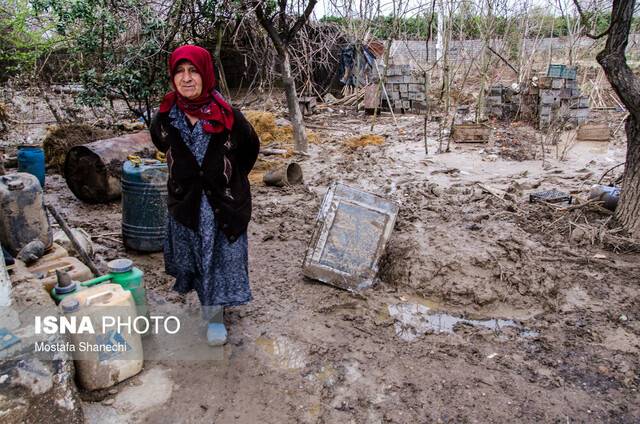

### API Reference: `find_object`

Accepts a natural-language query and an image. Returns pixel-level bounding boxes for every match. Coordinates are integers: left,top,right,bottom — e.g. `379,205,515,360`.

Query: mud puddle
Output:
255,335,307,369
387,301,538,342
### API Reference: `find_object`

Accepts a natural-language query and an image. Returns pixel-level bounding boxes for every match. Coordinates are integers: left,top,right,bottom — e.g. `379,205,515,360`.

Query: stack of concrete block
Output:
383,64,427,113
486,85,519,120
534,64,589,128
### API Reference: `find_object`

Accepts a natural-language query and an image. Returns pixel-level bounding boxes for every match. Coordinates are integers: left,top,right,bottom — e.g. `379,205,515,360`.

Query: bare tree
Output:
249,0,318,153
574,0,640,237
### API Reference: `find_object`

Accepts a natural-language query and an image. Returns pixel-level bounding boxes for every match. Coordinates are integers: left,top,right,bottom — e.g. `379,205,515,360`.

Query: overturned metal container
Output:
302,182,399,291
64,131,154,203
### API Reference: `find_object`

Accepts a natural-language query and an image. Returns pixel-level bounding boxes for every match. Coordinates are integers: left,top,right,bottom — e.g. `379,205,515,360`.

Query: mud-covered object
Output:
0,355,84,423
0,173,52,255
16,239,45,265
163,106,251,307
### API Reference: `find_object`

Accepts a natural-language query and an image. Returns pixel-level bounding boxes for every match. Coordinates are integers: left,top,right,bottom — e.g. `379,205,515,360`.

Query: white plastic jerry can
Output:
60,283,143,391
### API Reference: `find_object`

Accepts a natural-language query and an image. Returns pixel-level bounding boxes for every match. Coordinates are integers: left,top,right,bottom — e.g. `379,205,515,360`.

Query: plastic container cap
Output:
54,281,78,294
7,180,24,191
60,297,80,313
108,258,133,273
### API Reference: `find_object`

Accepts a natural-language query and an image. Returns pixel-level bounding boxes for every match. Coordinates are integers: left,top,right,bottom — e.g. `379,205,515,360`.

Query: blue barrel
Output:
121,159,168,252
18,145,46,187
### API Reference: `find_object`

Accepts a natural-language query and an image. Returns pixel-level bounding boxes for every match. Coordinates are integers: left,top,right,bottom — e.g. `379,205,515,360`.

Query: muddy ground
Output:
3,90,640,423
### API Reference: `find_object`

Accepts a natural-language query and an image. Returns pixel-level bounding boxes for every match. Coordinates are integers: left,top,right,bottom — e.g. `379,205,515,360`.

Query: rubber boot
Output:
203,305,227,346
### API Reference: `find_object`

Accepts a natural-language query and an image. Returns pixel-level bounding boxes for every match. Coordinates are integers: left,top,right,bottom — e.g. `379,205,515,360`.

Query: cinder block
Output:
565,79,578,89
402,100,410,109
399,84,408,93
486,95,502,106
408,83,423,92
539,105,552,116
414,93,425,101
386,66,401,76
538,77,553,89
551,78,564,89
403,76,413,83
386,75,404,83
388,91,400,100
489,86,503,96
540,89,560,105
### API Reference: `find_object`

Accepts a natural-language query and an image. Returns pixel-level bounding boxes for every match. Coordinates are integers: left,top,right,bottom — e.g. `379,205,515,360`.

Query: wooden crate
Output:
577,123,610,141
451,123,492,143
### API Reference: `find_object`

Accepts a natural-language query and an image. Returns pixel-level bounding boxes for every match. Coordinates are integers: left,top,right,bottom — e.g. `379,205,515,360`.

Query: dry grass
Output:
43,124,114,173
344,134,385,149
244,110,320,146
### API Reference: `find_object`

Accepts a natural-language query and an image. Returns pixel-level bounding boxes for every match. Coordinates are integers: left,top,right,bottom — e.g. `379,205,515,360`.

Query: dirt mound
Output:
43,124,114,173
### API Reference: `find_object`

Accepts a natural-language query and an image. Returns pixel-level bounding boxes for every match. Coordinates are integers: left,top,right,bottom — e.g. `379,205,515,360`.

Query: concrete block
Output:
403,75,413,83
565,79,578,89
398,84,408,93
538,77,553,89
408,83,423,92
551,78,564,89
570,108,590,119
540,89,560,105
386,75,404,83
402,100,410,109
486,95,502,106
560,88,572,99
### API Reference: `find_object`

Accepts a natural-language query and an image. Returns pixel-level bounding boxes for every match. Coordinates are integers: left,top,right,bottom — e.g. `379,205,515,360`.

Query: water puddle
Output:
388,303,537,342
255,336,307,369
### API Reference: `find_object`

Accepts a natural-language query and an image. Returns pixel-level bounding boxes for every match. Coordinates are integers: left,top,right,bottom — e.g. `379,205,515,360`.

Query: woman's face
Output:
173,60,203,100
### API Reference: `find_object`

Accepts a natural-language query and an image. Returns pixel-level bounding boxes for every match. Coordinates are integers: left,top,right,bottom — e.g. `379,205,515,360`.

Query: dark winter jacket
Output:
150,108,260,242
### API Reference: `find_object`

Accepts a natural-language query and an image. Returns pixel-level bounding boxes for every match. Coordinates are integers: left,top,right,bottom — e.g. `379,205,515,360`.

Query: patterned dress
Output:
163,106,252,307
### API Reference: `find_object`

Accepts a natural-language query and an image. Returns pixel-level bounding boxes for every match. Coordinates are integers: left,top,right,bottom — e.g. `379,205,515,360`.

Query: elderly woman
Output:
150,45,259,346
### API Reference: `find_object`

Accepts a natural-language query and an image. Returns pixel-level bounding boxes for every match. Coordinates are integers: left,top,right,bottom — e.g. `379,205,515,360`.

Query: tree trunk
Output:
616,117,640,236
593,0,640,238
281,50,308,153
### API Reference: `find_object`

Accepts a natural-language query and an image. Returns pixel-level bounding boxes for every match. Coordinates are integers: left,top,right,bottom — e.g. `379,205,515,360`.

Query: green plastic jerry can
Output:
51,258,146,317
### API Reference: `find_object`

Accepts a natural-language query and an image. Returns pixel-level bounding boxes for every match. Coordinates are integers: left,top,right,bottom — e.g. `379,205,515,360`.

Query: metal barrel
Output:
64,131,154,203
121,159,168,252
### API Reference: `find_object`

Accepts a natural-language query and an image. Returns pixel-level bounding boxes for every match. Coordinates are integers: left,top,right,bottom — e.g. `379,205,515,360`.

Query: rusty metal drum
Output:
64,131,154,203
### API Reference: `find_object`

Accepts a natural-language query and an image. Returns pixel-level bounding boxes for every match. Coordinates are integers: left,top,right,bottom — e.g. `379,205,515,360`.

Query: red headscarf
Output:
159,45,234,134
